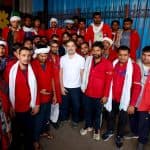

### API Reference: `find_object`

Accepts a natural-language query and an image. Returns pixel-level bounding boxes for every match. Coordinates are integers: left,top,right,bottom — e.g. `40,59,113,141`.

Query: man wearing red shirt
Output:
49,41,62,128
77,18,87,37
102,37,118,62
85,12,112,45
80,41,113,141
62,19,76,35
33,17,46,37
46,18,62,41
5,47,39,150
102,46,141,148
115,18,140,61
2,15,24,58
135,46,150,150
32,45,54,149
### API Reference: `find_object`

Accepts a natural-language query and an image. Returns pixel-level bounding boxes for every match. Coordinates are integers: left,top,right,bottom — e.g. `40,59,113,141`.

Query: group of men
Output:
0,11,149,150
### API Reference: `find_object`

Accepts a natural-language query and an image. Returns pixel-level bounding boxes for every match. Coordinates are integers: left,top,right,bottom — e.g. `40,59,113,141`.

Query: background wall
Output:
32,0,150,57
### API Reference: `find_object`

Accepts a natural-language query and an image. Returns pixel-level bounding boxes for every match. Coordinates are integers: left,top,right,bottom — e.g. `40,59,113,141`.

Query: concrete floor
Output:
40,121,150,150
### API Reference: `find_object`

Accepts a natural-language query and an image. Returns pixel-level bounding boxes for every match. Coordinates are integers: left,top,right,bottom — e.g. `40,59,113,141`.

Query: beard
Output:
93,54,101,59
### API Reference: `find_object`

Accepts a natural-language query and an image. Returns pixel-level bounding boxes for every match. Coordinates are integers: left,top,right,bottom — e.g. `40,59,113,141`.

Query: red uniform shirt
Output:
49,55,62,103
4,63,40,112
46,27,62,40
130,30,140,61
32,59,53,104
2,27,25,43
85,58,113,98
34,28,46,36
85,24,112,44
112,62,141,106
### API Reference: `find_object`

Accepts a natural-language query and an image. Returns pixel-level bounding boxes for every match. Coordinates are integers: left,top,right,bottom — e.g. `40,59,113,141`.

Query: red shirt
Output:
34,28,46,36
49,55,62,103
112,62,141,106
0,90,10,114
2,27,25,43
130,30,140,61
4,63,40,112
85,24,112,44
46,27,62,40
32,59,53,104
85,58,113,98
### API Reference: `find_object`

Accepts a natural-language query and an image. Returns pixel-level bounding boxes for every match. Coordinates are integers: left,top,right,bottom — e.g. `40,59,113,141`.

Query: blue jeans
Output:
60,87,81,123
138,112,150,144
84,95,103,131
33,102,51,142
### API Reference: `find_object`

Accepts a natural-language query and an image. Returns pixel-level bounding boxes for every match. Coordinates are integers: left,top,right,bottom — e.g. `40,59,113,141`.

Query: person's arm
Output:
101,62,113,104
128,63,141,114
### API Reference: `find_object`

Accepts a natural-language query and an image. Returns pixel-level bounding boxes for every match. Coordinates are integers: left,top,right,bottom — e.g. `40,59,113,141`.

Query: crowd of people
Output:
0,11,150,150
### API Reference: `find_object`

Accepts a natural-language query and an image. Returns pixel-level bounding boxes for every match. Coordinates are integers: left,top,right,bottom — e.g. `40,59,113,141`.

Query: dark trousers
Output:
60,87,81,123
129,109,139,135
138,112,150,144
107,101,128,137
84,95,103,131
10,110,34,150
33,102,51,142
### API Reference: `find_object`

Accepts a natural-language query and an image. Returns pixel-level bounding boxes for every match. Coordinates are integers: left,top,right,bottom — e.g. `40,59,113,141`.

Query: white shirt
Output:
60,53,85,88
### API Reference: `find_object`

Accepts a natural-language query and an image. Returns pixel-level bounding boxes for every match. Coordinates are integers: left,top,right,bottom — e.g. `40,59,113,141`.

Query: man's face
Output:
62,34,70,43
33,37,40,44
51,21,57,28
13,49,20,58
142,52,150,65
103,40,111,50
34,20,40,27
0,46,5,57
112,22,119,31
118,50,129,63
10,20,19,28
66,41,76,55
24,41,33,50
76,37,84,46
93,15,101,25
79,21,85,29
66,23,73,29
123,21,132,30
81,44,89,56
92,46,102,59
72,34,77,41
37,53,48,63
51,43,59,54
18,50,32,65
24,18,32,27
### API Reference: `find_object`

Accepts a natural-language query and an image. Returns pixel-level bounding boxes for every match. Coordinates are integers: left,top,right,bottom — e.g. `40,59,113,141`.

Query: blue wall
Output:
32,0,150,57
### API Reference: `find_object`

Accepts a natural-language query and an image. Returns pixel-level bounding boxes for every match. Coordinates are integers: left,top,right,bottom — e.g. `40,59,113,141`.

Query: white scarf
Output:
91,22,104,34
9,61,37,109
81,56,93,92
104,58,133,112
23,26,34,32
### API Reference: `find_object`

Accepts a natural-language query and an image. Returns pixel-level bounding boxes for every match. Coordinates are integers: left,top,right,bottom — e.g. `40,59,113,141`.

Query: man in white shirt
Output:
60,40,85,127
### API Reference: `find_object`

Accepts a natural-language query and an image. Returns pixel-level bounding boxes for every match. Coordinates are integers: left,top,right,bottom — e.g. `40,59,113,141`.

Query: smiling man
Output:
59,40,85,128
103,46,141,148
5,47,40,150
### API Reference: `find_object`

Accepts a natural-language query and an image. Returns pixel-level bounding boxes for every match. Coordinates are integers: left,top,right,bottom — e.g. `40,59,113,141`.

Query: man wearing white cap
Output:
2,11,25,58
62,19,76,35
46,17,62,41
32,45,55,150
102,37,117,62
